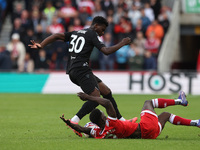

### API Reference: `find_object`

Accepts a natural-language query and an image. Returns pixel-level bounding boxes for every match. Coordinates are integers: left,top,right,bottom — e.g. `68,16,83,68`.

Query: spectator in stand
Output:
158,6,171,34
19,52,34,72
10,18,24,37
99,32,115,71
113,6,125,24
6,33,26,71
43,1,56,26
92,2,106,18
58,0,78,27
31,9,43,33
133,0,142,10
106,8,114,16
139,7,151,33
115,45,130,70
83,16,92,29
100,0,114,16
11,2,23,23
159,5,172,21
144,31,160,57
135,18,145,34
72,17,83,31
35,24,44,42
105,15,115,37
79,6,91,26
20,10,34,36
150,0,161,20
48,16,65,34
143,50,157,70
134,31,146,55
35,49,49,71
47,16,65,69
78,0,95,16
144,2,155,22
21,28,37,55
114,16,133,42
128,43,144,71
117,0,128,10
146,19,164,44
55,46,66,70
128,3,141,28
0,46,12,70
54,0,65,9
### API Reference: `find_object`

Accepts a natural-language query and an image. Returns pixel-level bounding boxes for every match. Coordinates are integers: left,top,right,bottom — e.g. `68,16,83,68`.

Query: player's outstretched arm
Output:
28,33,66,49
100,37,131,55
77,92,116,118
60,114,91,135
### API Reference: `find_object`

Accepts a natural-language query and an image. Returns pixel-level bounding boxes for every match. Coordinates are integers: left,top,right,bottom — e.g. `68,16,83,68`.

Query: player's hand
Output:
122,37,131,45
77,92,88,101
28,40,42,49
60,114,70,125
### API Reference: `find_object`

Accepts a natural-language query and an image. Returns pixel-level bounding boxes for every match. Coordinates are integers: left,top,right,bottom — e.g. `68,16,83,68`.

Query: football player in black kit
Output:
29,16,131,137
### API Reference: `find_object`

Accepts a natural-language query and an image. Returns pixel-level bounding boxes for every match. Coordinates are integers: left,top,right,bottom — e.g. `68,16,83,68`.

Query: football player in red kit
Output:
60,91,200,139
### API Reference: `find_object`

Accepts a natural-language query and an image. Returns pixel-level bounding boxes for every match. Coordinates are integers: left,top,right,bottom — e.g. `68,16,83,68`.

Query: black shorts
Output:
68,67,102,94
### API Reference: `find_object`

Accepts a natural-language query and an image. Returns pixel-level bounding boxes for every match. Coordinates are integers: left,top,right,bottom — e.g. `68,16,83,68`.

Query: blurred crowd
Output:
0,0,172,72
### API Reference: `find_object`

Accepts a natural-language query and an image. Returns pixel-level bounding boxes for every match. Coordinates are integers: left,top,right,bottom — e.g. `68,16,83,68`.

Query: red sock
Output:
169,114,191,126
152,98,175,108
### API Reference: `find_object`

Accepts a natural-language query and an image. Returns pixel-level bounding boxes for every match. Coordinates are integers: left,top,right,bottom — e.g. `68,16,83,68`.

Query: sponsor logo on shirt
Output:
83,62,88,67
71,56,76,59
77,30,87,34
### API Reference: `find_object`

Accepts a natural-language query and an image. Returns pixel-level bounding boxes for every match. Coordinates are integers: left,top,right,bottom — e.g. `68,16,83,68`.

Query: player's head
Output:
91,16,108,36
91,16,108,27
89,108,106,127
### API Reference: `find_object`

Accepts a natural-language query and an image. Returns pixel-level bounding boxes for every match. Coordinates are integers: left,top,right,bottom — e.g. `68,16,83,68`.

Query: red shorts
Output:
139,110,162,139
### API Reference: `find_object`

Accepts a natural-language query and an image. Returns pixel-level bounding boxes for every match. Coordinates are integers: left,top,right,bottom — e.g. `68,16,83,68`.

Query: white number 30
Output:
69,34,85,53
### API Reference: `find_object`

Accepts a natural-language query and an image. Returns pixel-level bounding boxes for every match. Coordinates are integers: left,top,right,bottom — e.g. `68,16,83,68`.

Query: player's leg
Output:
152,91,188,108
95,75,125,120
141,99,156,113
158,112,200,129
68,69,101,137
141,91,188,114
71,72,101,123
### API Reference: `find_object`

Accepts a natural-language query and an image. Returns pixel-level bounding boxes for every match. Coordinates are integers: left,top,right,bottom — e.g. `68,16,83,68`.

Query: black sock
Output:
103,92,122,119
76,101,99,120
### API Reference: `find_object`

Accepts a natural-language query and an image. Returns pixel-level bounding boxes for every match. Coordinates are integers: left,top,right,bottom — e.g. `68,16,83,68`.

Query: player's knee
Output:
144,100,152,105
99,84,111,95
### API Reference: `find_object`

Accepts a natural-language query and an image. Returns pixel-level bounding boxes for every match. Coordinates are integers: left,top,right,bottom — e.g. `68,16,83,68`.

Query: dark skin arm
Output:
28,33,65,49
28,32,131,55
60,114,91,135
77,92,117,118
100,37,131,55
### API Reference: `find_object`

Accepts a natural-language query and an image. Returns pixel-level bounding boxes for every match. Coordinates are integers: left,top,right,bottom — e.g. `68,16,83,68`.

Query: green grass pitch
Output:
0,93,200,150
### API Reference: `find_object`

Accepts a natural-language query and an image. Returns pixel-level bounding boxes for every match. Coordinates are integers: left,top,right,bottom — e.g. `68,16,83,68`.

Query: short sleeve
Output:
91,32,105,51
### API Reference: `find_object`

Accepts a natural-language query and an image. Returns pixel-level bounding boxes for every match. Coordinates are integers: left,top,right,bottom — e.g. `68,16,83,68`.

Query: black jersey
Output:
64,28,105,73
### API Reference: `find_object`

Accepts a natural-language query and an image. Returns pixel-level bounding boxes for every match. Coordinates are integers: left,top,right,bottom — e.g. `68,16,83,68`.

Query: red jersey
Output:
90,116,138,139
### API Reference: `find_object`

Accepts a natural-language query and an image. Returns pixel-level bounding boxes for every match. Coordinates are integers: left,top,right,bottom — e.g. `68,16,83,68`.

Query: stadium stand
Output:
1,0,199,72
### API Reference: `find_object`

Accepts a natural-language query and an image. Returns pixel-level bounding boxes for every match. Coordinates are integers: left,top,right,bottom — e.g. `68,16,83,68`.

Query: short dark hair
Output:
91,16,108,27
89,109,102,124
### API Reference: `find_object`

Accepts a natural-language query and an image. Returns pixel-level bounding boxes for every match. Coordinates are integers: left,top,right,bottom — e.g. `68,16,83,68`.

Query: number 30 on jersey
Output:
69,34,85,53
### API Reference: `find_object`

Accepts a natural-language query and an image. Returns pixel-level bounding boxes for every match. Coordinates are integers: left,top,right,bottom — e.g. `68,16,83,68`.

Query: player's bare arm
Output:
28,33,65,49
100,37,131,55
77,92,116,118
60,114,91,135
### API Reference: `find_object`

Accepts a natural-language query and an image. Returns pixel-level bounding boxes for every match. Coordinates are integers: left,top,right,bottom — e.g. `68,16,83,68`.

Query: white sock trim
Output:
119,117,126,121
169,114,175,124
71,115,80,123
152,99,158,108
